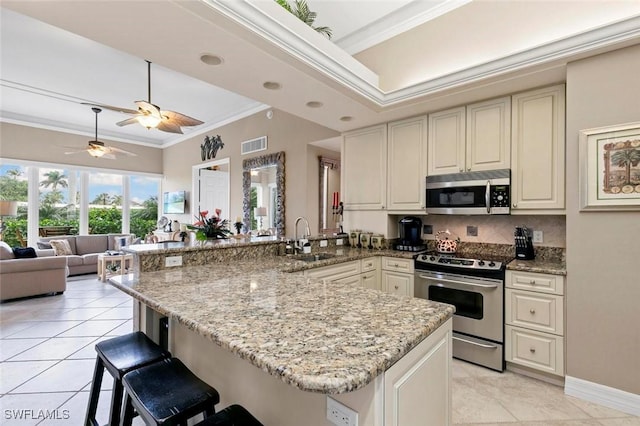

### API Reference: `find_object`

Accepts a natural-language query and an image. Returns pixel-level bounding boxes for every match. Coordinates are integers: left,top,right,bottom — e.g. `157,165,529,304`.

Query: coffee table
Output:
97,253,134,282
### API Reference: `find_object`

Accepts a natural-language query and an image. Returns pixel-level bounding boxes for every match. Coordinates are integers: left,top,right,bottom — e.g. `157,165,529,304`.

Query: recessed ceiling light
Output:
263,81,281,90
200,54,223,66
306,101,323,108
340,116,353,122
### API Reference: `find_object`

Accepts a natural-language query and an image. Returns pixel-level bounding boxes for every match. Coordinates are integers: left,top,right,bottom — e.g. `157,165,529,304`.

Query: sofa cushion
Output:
75,235,108,255
65,255,84,267
40,236,77,254
37,241,53,249
81,253,100,266
12,247,37,259
0,241,15,260
50,239,74,256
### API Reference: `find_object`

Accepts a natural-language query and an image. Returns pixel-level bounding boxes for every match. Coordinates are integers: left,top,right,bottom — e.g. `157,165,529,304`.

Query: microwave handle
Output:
485,180,491,214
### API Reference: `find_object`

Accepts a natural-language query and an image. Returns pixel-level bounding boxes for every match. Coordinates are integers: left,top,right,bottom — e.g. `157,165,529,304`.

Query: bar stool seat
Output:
194,404,264,426
121,357,220,426
85,331,171,426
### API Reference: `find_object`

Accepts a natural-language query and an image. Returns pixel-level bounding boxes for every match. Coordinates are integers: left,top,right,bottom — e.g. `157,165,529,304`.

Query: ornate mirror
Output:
242,151,285,237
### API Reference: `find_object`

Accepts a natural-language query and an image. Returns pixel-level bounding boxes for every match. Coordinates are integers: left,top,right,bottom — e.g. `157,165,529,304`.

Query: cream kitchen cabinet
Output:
505,270,565,376
387,116,428,211
381,257,414,297
511,85,565,213
361,257,381,290
428,97,511,176
305,260,361,282
342,124,387,210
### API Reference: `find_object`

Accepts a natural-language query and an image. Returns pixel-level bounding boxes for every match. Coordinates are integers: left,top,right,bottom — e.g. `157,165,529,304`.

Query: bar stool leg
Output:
108,378,125,426
120,393,135,426
85,357,105,426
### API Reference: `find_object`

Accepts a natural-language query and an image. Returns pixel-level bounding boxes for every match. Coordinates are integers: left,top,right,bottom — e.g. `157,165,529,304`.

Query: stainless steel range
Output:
414,252,511,371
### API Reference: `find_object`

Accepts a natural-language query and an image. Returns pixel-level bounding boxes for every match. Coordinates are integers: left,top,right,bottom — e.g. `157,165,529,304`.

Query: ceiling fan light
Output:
137,114,161,129
88,147,105,158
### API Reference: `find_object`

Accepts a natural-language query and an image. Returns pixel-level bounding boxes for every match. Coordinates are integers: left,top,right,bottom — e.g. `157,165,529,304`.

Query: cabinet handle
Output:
513,203,517,208
529,308,536,314
394,285,399,290
530,347,536,353
459,168,463,172
529,280,536,285
394,263,399,267
467,167,471,172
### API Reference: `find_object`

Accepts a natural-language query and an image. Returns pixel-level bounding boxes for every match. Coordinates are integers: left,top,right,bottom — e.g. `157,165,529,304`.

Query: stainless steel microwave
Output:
425,169,510,215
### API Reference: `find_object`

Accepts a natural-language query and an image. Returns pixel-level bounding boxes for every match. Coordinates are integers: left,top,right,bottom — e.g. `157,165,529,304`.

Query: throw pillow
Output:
0,241,15,259
49,239,73,256
37,241,53,250
12,247,37,258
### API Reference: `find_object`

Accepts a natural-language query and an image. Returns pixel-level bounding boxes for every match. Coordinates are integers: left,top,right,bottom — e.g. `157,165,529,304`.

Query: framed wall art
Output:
579,122,640,211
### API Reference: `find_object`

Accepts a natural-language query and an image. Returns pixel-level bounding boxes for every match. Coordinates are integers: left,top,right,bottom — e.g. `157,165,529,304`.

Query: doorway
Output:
192,158,230,220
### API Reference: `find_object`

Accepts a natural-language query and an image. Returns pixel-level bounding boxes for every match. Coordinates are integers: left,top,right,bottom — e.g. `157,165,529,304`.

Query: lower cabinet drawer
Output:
506,289,564,335
382,257,414,273
506,325,564,376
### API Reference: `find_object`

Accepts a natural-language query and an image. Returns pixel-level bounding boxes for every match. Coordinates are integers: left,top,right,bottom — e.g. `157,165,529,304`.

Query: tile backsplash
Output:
419,215,566,248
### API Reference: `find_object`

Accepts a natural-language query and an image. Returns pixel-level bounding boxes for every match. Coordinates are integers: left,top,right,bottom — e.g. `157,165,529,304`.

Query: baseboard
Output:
565,376,640,416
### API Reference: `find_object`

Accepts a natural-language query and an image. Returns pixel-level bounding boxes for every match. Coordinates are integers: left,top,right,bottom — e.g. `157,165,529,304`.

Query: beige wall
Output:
162,109,339,236
0,122,163,174
565,45,640,394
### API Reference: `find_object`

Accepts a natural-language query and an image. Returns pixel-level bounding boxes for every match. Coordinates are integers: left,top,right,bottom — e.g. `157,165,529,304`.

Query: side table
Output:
97,253,134,282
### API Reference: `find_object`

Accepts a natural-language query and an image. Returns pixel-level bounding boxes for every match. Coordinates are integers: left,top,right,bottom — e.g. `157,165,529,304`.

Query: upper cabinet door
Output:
342,124,387,210
511,85,566,212
387,116,428,211
428,107,466,175
466,97,511,172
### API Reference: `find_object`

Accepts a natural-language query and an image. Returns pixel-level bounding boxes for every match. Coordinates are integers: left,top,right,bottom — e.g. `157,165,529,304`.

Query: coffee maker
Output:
396,216,426,252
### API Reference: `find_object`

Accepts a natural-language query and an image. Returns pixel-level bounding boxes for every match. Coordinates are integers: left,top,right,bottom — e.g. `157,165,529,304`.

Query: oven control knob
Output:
420,255,428,261
429,256,436,261
478,260,485,266
488,261,496,267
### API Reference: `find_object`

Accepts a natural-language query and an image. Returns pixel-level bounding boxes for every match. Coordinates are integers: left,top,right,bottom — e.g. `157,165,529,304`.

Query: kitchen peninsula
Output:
111,241,455,426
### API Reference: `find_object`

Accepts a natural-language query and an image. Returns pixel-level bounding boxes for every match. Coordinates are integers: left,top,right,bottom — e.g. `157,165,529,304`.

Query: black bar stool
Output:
85,331,171,426
121,357,220,426
194,404,264,426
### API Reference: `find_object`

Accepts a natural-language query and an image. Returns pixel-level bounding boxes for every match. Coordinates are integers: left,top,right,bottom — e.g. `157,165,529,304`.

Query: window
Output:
0,164,27,247
0,159,161,246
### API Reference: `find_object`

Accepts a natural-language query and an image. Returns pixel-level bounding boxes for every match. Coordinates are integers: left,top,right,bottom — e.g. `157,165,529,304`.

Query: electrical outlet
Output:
533,230,543,243
165,255,182,267
467,225,478,237
327,397,358,426
320,239,328,247
423,224,433,234
336,238,344,246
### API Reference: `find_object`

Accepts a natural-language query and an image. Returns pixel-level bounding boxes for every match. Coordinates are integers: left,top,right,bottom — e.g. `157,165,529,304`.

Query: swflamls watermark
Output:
4,409,70,420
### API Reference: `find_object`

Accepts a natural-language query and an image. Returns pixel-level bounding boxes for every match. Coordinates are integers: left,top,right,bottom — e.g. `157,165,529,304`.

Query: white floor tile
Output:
4,321,83,339
0,360,57,394
9,337,96,361
11,359,97,393
56,320,127,338
0,339,47,362
0,322,37,339
49,308,111,321
91,307,133,320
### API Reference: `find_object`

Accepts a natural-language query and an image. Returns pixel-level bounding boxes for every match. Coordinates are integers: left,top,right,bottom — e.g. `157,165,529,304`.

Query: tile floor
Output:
1,274,638,425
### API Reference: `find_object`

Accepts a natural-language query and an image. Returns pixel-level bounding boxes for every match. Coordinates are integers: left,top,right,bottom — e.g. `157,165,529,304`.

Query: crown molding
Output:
203,2,640,108
336,0,472,55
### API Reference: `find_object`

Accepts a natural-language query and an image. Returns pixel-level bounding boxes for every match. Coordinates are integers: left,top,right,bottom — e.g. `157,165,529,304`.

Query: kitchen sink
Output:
293,253,336,262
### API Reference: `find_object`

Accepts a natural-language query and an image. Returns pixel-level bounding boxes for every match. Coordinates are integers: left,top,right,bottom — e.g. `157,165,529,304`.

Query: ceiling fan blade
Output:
107,146,138,156
64,149,85,155
116,117,141,127
101,153,117,160
134,100,162,118
161,110,204,127
156,120,183,134
81,102,139,115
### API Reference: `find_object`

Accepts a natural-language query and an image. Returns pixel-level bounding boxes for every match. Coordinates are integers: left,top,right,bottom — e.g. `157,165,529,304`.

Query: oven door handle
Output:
418,275,499,289
453,336,498,349
485,180,491,214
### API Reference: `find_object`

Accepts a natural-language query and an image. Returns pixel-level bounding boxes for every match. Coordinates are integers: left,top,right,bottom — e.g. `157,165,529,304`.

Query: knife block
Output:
515,236,535,260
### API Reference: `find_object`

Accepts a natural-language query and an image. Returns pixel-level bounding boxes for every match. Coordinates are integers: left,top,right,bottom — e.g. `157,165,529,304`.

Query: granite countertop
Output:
109,256,454,395
506,257,566,276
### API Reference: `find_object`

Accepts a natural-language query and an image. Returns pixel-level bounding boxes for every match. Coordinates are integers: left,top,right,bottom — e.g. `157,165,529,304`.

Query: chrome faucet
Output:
294,216,311,254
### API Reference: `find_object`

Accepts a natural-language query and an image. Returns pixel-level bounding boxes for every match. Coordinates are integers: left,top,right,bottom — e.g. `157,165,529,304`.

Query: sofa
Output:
37,234,135,276
0,241,68,302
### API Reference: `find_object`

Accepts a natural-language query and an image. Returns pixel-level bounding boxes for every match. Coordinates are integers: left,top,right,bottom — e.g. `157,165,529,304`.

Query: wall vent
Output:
241,136,267,155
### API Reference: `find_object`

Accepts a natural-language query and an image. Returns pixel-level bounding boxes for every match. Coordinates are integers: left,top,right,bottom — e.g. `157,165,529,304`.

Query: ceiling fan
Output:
64,107,137,160
82,60,203,134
